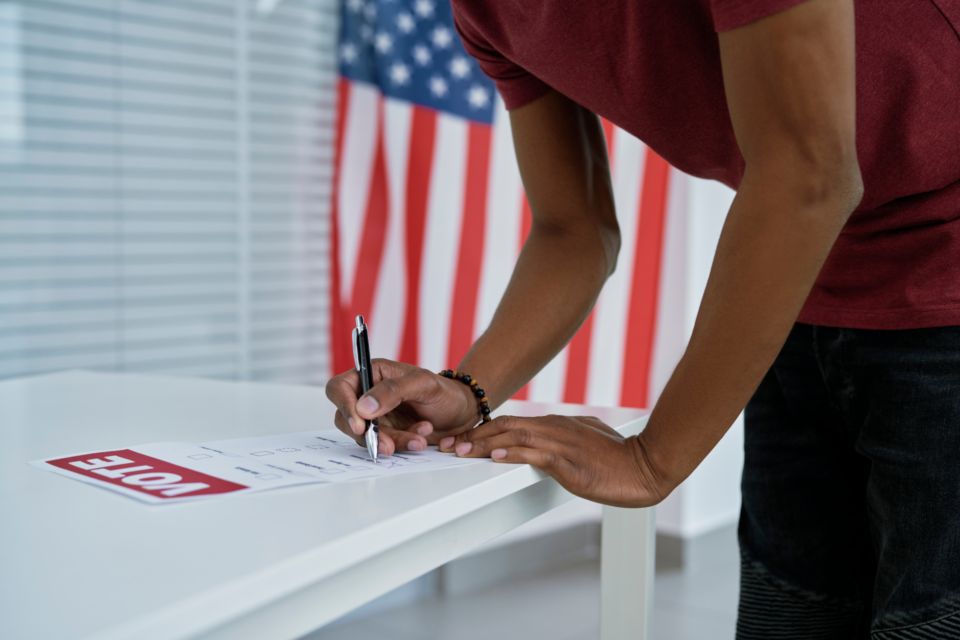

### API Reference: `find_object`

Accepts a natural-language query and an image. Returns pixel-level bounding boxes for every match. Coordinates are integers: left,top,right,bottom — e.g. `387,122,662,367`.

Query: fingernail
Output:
439,437,454,450
357,396,379,415
348,417,358,434
492,449,507,460
416,424,433,436
408,440,424,452
456,442,472,456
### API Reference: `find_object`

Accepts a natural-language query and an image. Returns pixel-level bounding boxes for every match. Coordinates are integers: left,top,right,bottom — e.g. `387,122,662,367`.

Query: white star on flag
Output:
414,0,434,18
466,84,489,108
396,12,415,34
429,75,449,97
340,42,358,64
360,24,373,41
449,56,471,79
363,2,377,21
389,62,411,86
412,44,431,66
431,26,453,49
347,0,364,13
375,32,393,53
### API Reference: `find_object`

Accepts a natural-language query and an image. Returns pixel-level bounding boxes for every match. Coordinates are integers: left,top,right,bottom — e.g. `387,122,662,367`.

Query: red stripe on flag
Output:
621,148,671,408
329,77,352,376
600,117,615,150
447,123,492,369
513,383,531,401
519,193,532,249
562,119,616,404
514,193,533,399
350,97,391,325
398,107,438,364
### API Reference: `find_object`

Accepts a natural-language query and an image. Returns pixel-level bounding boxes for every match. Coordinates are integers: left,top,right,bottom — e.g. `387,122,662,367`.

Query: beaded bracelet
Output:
439,369,492,423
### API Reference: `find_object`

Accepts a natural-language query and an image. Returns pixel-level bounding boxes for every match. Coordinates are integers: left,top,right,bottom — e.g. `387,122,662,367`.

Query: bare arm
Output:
326,91,619,452
447,0,863,506
458,91,620,407
639,0,862,492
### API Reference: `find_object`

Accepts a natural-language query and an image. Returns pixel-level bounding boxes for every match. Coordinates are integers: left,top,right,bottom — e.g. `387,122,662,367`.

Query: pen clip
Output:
351,327,361,373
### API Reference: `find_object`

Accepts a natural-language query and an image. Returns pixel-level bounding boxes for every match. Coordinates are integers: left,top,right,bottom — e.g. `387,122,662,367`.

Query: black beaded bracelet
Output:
439,369,492,423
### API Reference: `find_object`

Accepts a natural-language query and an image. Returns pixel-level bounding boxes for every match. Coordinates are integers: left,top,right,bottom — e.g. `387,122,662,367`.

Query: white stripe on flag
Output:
474,97,524,338
648,168,689,404
529,346,569,403
418,113,469,372
369,98,412,359
337,82,380,305
585,130,647,407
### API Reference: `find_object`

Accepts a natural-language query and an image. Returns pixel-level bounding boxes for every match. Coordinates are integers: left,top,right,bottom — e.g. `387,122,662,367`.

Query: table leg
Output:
600,505,655,640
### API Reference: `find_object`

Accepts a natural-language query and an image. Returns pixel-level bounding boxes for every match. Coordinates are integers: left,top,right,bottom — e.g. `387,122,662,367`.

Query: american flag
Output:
330,0,680,409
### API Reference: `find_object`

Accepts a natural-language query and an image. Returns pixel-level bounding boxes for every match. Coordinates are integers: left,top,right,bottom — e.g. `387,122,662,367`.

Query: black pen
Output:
352,315,379,463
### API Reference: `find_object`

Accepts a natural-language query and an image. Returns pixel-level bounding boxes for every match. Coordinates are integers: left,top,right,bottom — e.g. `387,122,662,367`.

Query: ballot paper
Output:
30,430,485,505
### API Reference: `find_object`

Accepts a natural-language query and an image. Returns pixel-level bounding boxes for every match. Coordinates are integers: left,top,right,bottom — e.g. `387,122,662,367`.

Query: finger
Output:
333,410,366,446
406,420,434,439
325,370,365,435
438,415,522,452
490,446,571,477
356,368,442,421
422,422,472,447
385,425,429,452
361,422,429,455
452,426,559,459
336,411,402,455
378,428,395,456
446,415,559,450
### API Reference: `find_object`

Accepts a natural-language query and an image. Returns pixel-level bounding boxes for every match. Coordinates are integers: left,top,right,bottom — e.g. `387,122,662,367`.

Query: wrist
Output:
631,430,679,503
455,378,481,429
438,369,490,430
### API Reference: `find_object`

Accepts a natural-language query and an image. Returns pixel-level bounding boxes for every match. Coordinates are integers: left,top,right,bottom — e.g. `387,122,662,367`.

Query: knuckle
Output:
515,428,533,446
413,366,433,381
324,376,341,401
543,451,559,469
417,368,443,393
378,377,401,397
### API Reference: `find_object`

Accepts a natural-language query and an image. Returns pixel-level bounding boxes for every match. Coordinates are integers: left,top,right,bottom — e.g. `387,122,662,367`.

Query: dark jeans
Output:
736,323,960,639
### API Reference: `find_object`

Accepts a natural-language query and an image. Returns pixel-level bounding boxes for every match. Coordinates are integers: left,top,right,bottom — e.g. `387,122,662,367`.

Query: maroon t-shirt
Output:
452,0,960,330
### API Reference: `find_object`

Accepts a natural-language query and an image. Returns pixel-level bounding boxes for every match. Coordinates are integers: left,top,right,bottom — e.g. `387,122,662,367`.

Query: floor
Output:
306,549,740,640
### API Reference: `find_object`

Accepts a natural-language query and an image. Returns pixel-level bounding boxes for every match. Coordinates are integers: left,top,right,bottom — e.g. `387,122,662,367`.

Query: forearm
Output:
640,169,862,493
458,217,617,410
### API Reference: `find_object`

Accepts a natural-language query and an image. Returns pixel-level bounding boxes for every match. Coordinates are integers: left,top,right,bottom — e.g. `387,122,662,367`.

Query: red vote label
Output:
47,449,248,500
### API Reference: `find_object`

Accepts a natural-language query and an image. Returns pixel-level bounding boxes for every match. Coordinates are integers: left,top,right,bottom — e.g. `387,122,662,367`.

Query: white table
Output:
0,371,654,640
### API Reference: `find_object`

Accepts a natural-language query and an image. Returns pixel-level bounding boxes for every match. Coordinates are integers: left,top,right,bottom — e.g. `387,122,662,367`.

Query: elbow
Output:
749,149,864,230
602,221,622,279
788,133,864,223
800,157,863,221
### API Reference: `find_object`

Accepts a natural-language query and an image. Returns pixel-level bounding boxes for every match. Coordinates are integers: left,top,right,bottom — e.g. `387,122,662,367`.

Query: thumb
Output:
356,369,438,420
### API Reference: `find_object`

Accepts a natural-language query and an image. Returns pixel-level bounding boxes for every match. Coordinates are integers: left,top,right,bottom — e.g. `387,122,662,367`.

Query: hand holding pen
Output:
352,315,380,463
327,358,482,457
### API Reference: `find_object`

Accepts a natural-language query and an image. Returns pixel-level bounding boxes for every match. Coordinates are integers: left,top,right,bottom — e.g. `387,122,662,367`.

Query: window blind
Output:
0,0,336,385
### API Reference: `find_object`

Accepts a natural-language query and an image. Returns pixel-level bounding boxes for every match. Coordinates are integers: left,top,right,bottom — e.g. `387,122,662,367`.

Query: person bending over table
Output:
327,0,960,636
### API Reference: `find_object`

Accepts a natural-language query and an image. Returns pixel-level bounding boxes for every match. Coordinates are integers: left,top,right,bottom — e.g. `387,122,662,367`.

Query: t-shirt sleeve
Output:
452,8,552,110
710,0,812,32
